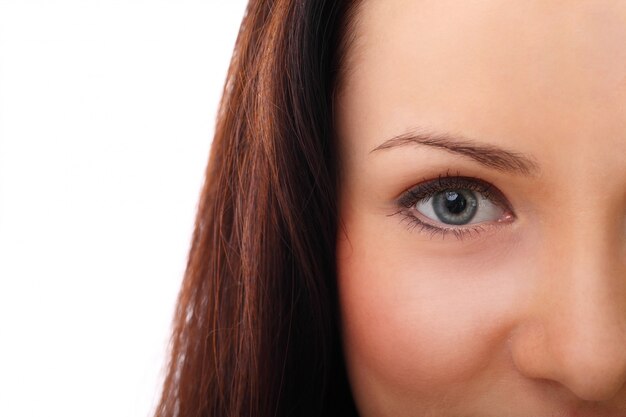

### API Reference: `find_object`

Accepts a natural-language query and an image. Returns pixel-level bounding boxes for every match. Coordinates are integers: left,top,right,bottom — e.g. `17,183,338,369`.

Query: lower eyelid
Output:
396,206,515,240
397,210,489,240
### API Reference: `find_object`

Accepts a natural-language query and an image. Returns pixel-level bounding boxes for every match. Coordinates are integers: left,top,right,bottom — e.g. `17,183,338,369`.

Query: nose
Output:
510,221,626,402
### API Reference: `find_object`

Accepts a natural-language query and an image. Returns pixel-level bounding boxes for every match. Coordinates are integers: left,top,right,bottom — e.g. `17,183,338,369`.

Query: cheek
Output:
336,212,534,414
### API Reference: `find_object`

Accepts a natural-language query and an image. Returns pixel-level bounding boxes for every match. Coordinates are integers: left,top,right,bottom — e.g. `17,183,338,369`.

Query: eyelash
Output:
391,171,514,240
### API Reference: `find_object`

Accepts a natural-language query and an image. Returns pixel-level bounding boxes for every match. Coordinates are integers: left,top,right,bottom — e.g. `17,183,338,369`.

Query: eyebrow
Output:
370,129,540,176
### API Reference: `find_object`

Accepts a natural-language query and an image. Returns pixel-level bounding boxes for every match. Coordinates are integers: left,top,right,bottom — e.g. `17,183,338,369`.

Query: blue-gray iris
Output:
432,190,478,225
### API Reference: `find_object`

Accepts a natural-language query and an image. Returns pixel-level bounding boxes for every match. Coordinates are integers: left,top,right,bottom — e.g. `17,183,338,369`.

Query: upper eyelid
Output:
396,175,514,213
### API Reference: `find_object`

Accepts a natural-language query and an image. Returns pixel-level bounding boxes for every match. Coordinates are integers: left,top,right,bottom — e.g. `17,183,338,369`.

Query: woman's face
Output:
335,1,626,416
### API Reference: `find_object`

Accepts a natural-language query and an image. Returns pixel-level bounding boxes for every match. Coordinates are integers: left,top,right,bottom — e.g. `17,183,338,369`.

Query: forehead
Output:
338,0,626,161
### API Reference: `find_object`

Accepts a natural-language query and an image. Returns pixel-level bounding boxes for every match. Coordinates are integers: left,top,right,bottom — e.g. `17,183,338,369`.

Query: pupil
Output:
444,191,466,214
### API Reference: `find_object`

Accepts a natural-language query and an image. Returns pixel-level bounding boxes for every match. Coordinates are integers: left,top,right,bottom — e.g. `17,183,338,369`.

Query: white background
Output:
0,1,248,416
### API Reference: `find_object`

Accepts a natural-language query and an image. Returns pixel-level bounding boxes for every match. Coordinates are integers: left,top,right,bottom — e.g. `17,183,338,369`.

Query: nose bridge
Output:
532,207,626,400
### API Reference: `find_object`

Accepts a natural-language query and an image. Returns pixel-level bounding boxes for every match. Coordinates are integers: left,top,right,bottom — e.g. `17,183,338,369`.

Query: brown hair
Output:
154,1,361,416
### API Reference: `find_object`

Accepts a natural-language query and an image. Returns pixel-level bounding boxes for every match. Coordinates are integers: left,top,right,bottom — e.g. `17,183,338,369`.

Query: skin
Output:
334,1,626,416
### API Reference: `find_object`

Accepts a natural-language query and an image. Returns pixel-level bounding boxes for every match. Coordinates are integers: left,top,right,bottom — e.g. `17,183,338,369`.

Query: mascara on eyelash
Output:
397,175,510,211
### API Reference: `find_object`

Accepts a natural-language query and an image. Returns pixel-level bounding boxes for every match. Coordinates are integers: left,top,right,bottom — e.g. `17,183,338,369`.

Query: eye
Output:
416,189,504,225
395,175,514,238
